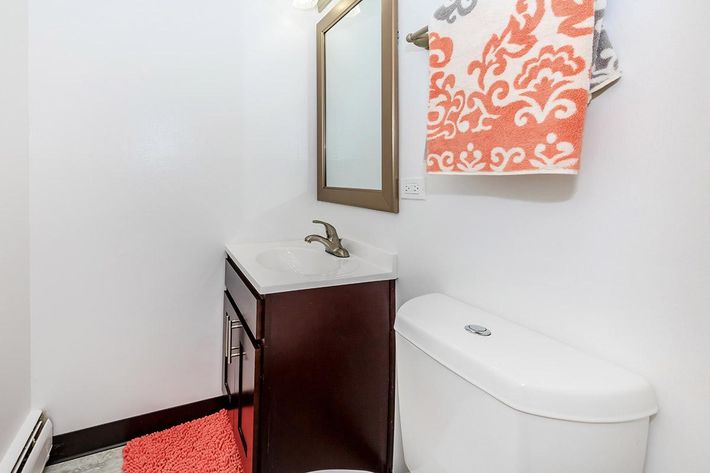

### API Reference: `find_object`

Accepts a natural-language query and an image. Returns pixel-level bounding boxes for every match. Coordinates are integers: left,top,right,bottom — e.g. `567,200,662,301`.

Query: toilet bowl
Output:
395,294,658,473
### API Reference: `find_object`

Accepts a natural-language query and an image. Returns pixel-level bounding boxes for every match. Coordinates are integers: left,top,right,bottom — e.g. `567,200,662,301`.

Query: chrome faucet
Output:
305,220,350,258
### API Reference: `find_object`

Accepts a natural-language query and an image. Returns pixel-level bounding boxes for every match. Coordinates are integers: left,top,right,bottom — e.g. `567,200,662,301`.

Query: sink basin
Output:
226,239,397,294
256,247,359,276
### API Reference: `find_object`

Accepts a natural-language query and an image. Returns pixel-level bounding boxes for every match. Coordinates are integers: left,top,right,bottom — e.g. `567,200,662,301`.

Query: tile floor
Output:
43,447,124,473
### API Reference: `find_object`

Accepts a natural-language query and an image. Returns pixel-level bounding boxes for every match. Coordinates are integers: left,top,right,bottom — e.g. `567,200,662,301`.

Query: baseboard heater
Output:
0,410,53,473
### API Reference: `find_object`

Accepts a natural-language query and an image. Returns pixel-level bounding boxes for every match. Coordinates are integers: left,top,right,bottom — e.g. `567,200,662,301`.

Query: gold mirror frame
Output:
317,0,333,12
316,0,399,213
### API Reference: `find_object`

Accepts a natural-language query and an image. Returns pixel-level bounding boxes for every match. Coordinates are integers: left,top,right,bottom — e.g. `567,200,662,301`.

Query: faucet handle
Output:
312,220,340,241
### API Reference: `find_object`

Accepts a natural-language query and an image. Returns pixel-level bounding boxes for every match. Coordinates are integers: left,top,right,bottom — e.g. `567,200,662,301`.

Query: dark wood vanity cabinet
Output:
223,256,396,473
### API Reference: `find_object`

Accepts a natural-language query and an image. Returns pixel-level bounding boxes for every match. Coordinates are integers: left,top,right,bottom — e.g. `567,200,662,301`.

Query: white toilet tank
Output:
395,294,658,473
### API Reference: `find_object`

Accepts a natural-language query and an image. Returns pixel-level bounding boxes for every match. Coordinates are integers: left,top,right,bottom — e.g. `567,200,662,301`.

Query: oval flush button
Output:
465,324,491,337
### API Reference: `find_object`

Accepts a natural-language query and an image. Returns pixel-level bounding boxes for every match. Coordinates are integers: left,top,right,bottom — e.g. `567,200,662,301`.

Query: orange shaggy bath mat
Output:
122,409,244,473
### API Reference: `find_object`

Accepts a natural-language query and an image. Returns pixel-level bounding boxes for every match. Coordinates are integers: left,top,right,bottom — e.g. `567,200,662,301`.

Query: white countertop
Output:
225,239,398,295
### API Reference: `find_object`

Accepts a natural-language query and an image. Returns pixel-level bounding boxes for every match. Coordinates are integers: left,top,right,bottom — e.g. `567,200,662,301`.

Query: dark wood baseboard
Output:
47,395,231,466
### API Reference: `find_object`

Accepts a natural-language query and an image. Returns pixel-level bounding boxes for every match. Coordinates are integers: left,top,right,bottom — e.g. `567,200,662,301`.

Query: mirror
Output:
317,0,398,213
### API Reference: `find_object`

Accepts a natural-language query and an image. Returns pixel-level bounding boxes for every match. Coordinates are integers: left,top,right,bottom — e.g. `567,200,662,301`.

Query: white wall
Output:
28,1,710,473
29,0,313,434
0,0,31,460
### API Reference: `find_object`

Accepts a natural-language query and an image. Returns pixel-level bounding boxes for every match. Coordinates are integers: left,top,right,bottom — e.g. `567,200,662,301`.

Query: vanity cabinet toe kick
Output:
222,255,396,473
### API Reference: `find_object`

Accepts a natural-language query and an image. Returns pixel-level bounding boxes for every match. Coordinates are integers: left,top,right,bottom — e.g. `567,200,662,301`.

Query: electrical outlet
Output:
401,177,426,200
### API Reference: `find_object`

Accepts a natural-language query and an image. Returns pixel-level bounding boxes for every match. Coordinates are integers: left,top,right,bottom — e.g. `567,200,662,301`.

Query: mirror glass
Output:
324,0,382,190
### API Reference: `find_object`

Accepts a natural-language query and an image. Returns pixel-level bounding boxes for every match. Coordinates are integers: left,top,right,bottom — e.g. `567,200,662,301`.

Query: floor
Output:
43,447,124,473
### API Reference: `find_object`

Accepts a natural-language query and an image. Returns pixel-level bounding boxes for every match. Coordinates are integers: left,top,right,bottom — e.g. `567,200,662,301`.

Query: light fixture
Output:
292,0,317,9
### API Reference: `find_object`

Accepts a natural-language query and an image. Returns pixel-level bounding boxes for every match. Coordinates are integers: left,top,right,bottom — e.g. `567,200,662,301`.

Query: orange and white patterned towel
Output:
427,0,595,175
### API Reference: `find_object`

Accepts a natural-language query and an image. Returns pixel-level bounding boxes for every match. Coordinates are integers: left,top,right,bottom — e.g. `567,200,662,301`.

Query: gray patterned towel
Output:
591,0,622,96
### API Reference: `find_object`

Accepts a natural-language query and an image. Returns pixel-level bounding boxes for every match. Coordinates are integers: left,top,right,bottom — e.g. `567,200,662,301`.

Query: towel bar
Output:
405,26,429,50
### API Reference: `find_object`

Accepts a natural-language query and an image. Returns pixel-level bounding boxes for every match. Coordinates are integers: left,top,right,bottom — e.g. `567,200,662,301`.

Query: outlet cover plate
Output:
401,177,426,200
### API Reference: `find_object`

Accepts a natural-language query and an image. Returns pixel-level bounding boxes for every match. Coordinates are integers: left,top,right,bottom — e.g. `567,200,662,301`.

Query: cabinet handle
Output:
224,314,231,360
225,315,244,365
230,346,245,360
223,310,245,403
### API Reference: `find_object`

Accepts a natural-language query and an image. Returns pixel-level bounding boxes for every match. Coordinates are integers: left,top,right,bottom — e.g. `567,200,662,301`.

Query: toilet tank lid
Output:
395,294,658,423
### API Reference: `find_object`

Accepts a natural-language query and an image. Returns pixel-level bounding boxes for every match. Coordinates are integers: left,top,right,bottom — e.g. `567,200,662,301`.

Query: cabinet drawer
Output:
225,258,260,340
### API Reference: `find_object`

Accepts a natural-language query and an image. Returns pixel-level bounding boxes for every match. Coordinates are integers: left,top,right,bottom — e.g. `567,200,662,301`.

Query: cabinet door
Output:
238,331,258,473
225,291,260,473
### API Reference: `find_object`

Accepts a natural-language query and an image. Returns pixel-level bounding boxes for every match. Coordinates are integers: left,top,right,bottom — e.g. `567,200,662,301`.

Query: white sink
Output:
256,247,358,276
226,239,397,294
